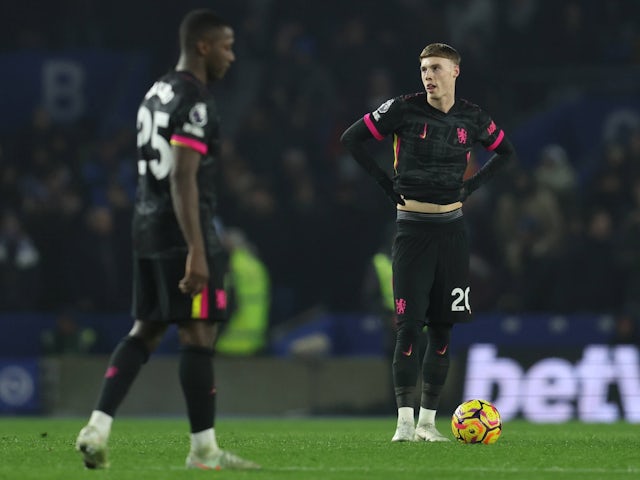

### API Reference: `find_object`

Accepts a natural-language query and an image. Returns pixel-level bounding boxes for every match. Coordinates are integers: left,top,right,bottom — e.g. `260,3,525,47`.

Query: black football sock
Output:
420,383,444,410
392,323,421,408
95,336,150,416
420,325,451,409
179,345,215,433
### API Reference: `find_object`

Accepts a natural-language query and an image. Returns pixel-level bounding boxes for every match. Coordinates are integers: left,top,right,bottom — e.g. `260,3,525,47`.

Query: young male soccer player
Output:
75,9,259,469
341,43,516,442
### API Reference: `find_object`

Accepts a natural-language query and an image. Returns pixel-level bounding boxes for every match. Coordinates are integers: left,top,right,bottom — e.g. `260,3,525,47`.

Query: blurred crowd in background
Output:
1,0,640,337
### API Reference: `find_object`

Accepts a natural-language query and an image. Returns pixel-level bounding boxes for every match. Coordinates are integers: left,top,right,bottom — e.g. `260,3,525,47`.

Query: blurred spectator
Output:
626,127,640,179
616,176,640,315
234,104,282,180
563,207,624,312
0,142,23,213
462,154,503,312
534,144,579,218
362,222,395,321
0,210,41,310
216,228,270,356
585,141,632,223
610,311,640,346
502,0,539,65
233,180,296,324
25,165,85,311
365,68,396,113
595,0,640,65
40,311,97,354
330,16,376,114
541,0,596,66
318,179,380,313
75,205,131,311
80,129,136,207
493,168,565,311
445,0,496,53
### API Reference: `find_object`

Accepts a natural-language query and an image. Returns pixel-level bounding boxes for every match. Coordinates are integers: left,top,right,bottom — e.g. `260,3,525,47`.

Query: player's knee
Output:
128,321,167,353
427,324,451,346
396,321,421,344
120,335,151,363
177,320,217,348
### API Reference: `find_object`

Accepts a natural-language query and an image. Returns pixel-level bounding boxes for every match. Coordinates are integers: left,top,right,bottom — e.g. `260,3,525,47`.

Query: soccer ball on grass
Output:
451,399,502,444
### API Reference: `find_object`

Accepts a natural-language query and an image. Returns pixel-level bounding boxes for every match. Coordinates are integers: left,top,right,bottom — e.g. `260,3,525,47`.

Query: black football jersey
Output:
133,71,222,257
363,92,505,204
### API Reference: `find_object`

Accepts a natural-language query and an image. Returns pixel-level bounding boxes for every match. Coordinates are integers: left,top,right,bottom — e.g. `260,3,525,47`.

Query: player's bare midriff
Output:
398,198,462,213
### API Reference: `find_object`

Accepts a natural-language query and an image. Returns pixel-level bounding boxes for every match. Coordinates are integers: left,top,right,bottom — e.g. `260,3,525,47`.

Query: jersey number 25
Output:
137,106,172,180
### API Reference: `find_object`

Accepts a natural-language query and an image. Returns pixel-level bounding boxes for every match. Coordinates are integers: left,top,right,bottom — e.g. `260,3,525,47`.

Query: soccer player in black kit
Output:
341,43,516,442
75,10,259,470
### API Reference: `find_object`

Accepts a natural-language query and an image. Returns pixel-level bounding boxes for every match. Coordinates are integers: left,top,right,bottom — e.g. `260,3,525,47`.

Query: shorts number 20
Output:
451,287,470,312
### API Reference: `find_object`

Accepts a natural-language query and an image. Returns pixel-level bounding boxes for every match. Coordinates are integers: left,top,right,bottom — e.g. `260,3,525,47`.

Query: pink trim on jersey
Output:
486,130,504,151
363,113,385,141
170,134,208,154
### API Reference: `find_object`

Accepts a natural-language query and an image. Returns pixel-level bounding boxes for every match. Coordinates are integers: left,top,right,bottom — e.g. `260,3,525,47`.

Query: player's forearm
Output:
170,169,205,253
340,119,390,183
341,119,404,206
464,137,517,196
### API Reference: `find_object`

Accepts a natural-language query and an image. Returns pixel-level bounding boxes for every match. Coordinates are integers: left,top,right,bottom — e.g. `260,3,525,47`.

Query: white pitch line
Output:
269,465,640,474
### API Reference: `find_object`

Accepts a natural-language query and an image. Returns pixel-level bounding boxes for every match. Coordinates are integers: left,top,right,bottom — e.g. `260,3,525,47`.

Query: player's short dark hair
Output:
419,43,461,65
179,9,229,51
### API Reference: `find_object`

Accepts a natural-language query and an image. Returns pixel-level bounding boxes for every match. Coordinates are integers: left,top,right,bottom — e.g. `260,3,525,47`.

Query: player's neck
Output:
175,55,207,84
427,95,455,113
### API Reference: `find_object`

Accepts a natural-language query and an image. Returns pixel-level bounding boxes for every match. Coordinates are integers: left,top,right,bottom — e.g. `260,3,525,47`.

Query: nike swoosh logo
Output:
402,344,413,357
419,123,428,139
436,344,448,355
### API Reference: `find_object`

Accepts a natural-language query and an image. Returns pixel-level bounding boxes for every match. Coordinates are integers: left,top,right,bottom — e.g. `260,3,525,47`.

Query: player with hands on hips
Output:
341,43,516,442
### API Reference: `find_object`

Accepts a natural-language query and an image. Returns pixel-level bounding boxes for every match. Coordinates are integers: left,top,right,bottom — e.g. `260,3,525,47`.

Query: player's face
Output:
204,26,235,81
420,56,459,101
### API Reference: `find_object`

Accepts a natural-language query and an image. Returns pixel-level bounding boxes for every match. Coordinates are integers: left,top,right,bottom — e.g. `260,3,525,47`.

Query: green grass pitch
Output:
1,417,638,479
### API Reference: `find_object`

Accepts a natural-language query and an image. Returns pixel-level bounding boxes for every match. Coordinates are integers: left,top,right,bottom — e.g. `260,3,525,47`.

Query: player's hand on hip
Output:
376,176,405,206
387,191,405,206
179,248,210,296
459,181,470,202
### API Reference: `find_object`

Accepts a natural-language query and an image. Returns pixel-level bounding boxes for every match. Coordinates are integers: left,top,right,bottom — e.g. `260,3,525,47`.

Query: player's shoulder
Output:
455,97,494,124
143,71,213,124
162,71,209,100
455,97,484,114
142,71,205,107
376,92,422,105
400,91,427,105
372,92,423,115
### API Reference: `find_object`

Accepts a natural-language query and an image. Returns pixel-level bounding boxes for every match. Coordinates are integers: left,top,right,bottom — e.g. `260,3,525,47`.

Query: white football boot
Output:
414,423,450,442
75,425,109,469
186,448,260,470
391,420,416,442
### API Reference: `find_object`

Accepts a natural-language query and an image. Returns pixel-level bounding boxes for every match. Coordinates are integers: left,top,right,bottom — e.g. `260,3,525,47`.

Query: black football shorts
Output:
132,251,228,323
392,211,472,327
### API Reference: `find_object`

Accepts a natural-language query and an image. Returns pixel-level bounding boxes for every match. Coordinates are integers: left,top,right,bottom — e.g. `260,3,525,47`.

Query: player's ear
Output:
453,64,460,78
195,38,210,56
